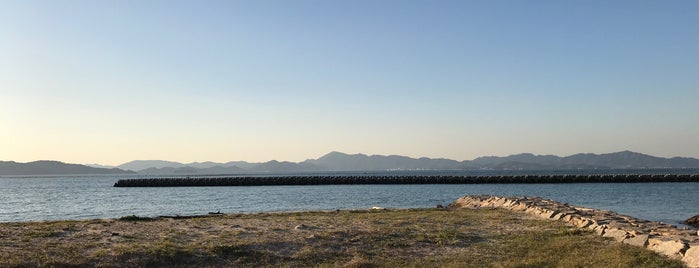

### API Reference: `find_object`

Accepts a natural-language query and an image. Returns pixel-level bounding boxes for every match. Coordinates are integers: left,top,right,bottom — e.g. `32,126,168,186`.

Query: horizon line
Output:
2,150,696,167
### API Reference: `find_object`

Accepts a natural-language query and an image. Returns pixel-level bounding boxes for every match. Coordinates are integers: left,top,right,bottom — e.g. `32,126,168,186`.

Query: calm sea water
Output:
1,171,698,226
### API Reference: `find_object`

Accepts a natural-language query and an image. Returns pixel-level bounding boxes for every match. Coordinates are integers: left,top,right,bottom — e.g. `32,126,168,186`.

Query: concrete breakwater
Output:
113,174,699,187
450,195,699,268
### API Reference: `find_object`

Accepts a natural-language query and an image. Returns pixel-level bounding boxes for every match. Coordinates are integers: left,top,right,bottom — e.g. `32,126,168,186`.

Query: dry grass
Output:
0,208,686,267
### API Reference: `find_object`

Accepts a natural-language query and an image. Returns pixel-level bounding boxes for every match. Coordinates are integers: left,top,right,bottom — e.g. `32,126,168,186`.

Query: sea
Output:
1,170,698,227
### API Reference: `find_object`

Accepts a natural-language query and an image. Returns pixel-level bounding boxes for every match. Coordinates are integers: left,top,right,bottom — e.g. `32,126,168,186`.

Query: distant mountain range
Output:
3,151,699,176
0,161,134,176
116,151,699,174
464,150,699,170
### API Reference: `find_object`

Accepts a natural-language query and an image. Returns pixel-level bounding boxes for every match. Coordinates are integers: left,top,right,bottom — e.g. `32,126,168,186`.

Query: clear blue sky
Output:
1,0,698,165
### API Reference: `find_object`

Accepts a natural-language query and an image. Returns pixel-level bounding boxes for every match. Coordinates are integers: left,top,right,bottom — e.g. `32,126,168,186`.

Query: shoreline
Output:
0,202,687,267
450,195,699,267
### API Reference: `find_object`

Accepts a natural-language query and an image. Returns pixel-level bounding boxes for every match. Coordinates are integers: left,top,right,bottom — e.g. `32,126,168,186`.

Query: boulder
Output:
648,238,688,258
603,228,628,242
623,234,649,247
512,203,528,211
562,214,574,222
593,225,607,236
682,245,699,268
552,213,566,221
686,214,699,228
571,217,591,228
539,209,556,219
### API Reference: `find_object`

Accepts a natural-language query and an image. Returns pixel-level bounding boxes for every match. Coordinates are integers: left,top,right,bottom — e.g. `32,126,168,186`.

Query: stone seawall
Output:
449,195,699,267
114,174,699,187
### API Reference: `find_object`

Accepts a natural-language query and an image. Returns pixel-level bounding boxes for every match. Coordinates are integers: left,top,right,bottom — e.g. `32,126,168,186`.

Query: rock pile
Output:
450,195,699,268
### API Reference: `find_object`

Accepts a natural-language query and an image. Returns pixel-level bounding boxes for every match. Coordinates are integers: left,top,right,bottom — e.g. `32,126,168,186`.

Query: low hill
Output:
0,161,134,176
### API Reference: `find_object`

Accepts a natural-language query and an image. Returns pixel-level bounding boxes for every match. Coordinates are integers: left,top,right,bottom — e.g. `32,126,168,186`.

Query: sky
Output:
1,1,698,165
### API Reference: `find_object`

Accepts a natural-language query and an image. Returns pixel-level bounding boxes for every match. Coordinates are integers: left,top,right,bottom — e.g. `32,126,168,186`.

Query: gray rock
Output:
623,234,649,247
603,228,628,242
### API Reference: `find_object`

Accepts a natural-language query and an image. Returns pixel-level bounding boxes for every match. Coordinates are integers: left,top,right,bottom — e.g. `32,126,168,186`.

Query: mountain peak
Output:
317,151,367,160
611,150,638,155
323,151,350,157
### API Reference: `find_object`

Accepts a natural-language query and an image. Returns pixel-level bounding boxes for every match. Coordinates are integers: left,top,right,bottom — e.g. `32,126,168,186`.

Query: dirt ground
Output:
0,208,685,267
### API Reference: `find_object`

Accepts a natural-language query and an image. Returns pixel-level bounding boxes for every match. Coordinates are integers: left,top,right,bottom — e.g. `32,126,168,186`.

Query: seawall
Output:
449,195,699,267
113,174,699,187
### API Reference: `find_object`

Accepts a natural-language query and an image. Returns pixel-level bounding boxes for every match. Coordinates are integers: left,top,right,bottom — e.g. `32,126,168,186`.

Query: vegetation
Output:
0,208,685,267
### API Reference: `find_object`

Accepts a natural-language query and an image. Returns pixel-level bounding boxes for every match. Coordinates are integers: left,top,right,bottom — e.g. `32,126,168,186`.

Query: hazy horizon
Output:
3,150,698,167
2,1,698,165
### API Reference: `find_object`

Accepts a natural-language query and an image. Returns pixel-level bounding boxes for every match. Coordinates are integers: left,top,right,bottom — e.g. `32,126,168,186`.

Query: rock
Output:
539,210,556,219
594,225,606,236
682,245,699,268
586,222,599,231
686,215,699,228
623,234,649,247
513,203,528,211
491,198,506,207
602,228,628,242
562,214,574,222
571,217,591,228
450,195,699,267
648,238,688,258
552,212,566,221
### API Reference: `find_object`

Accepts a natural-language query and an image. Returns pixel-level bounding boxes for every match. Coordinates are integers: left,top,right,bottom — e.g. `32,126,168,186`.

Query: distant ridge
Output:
110,151,699,175
4,151,697,176
117,160,188,171
0,161,134,176
466,151,699,170
303,151,462,171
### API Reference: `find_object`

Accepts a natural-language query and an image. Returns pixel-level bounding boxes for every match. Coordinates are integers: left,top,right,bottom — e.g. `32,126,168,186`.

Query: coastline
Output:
450,195,699,267
0,196,694,267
